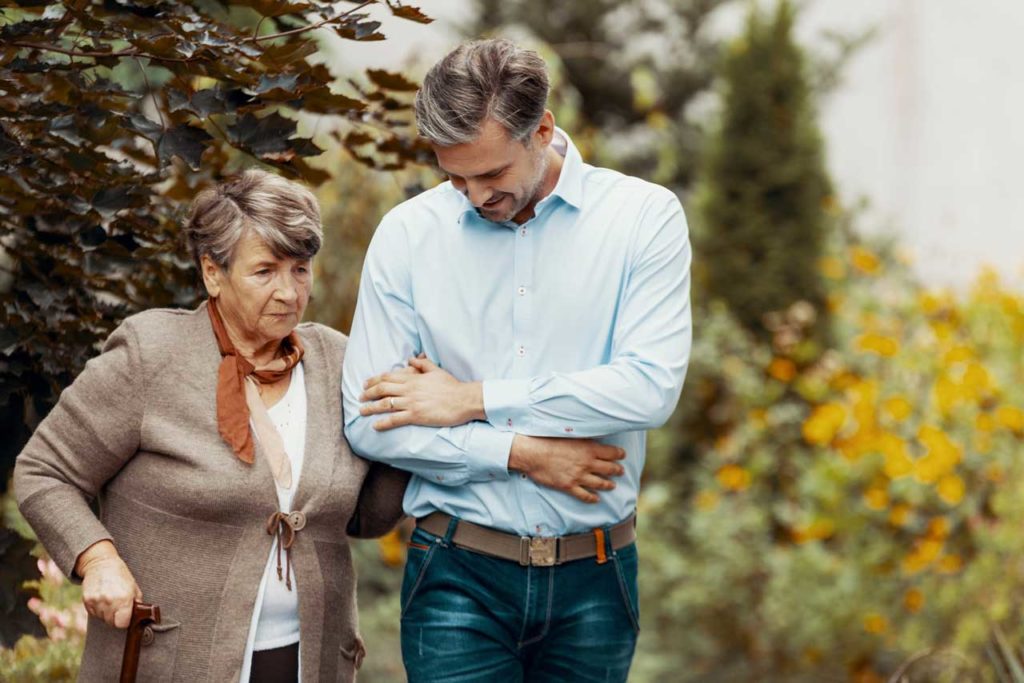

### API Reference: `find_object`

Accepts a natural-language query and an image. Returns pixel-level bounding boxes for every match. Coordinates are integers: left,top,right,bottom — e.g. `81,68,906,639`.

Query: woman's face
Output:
202,230,312,349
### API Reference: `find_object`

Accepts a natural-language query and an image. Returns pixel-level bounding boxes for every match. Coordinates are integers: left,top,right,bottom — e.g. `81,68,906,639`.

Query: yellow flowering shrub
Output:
638,224,1024,681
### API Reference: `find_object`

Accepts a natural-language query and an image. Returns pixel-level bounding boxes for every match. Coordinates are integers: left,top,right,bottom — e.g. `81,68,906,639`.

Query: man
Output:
342,38,691,682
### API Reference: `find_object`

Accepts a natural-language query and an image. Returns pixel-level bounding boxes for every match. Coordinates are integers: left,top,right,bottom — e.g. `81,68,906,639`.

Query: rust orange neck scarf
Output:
207,297,304,489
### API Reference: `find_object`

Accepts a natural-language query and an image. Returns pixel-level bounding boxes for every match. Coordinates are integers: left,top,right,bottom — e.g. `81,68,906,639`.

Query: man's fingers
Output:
579,474,615,491
360,398,397,417
568,486,600,504
360,381,404,402
409,357,439,372
595,447,627,461
363,372,408,390
372,412,413,432
591,459,625,478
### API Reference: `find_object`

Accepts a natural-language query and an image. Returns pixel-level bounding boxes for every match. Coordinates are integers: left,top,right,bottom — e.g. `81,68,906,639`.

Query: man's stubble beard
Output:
477,145,550,224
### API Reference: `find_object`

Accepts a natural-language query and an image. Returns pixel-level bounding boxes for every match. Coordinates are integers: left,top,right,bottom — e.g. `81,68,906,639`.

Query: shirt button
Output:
520,228,527,237
517,286,526,296
517,346,526,357
507,418,513,427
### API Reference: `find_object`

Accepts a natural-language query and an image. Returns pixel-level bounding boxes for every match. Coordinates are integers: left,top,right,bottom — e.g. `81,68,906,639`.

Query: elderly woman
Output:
13,169,408,682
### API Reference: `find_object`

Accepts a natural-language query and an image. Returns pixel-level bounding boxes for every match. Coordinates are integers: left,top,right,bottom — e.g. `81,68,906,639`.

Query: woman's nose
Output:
274,274,300,302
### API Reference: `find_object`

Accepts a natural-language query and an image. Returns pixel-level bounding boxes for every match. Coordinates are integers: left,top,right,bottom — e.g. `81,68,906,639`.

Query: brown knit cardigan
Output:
13,302,409,682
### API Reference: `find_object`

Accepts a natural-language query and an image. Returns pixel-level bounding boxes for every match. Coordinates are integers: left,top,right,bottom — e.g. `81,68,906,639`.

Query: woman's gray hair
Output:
414,38,550,147
184,169,323,271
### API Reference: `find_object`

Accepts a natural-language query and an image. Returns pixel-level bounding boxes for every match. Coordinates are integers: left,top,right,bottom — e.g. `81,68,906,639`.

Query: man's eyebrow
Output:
439,163,511,179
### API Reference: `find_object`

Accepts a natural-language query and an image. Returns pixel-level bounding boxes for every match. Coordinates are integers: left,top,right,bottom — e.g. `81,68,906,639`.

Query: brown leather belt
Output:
416,512,636,567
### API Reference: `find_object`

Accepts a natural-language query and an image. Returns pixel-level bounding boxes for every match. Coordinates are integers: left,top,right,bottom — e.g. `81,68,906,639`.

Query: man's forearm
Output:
455,380,487,424
507,434,535,474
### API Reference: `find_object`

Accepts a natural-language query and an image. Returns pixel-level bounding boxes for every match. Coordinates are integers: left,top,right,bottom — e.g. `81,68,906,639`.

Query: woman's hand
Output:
75,540,142,629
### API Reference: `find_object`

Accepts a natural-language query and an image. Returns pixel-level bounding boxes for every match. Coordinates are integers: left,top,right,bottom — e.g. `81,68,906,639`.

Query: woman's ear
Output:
200,254,224,298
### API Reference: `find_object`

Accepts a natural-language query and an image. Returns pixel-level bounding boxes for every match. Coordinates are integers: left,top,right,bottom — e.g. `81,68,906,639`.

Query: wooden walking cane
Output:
120,601,161,683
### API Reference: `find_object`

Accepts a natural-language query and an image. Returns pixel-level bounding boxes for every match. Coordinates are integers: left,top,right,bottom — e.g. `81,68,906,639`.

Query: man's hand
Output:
75,540,142,629
360,356,485,431
508,435,626,504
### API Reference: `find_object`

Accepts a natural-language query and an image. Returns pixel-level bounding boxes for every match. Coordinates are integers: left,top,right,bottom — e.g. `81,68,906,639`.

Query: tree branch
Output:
247,1,374,42
8,41,197,63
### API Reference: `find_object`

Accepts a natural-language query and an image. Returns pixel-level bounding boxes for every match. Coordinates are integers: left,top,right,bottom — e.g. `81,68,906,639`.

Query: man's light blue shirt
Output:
342,129,692,536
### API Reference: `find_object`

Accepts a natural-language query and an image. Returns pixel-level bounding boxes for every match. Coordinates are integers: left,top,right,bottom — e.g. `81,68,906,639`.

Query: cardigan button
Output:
287,511,307,531
141,625,154,646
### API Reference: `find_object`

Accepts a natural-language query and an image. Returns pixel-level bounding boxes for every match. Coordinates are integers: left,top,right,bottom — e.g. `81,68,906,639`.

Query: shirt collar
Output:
457,127,584,221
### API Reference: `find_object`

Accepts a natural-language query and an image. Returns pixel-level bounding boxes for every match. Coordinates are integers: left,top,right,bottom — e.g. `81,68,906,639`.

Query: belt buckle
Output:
526,536,556,567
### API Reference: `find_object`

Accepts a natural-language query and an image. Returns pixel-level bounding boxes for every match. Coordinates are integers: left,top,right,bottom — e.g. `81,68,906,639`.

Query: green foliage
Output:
696,0,832,340
0,0,432,491
469,0,736,190
307,150,432,335
1,492,84,678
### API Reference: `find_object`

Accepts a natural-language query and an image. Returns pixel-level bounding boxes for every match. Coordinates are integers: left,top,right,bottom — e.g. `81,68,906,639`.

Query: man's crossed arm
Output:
342,193,690,504
357,357,626,503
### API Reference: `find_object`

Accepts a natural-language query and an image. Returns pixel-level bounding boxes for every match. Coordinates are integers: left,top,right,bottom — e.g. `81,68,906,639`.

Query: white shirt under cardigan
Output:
238,362,307,683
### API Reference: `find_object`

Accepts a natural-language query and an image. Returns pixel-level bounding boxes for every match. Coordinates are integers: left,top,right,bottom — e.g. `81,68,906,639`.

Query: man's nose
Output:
466,180,491,207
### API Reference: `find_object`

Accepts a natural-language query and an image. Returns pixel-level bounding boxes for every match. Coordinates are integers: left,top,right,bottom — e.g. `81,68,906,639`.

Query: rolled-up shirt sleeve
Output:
342,213,514,485
482,193,692,438
13,319,146,578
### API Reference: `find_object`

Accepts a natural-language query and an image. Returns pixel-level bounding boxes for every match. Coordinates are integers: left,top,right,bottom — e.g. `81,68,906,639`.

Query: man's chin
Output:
476,207,514,224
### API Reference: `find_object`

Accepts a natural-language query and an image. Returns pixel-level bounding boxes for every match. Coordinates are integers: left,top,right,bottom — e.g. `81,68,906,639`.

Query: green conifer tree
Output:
697,0,832,340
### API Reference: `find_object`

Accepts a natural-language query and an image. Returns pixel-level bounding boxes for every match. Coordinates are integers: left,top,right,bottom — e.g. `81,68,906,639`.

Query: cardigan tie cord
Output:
266,511,306,591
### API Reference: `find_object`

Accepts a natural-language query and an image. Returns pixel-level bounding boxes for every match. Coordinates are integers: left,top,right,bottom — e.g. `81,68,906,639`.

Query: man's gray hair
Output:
414,38,550,147
184,169,323,270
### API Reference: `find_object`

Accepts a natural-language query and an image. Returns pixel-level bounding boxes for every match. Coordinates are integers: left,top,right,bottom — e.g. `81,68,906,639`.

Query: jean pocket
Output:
612,544,641,633
400,529,439,618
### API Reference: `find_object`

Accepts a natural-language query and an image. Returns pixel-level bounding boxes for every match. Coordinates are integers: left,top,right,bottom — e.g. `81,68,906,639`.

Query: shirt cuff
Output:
464,423,514,482
482,379,531,431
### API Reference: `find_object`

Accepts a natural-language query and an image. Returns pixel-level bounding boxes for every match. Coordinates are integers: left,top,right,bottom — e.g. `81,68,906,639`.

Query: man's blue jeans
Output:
399,518,640,682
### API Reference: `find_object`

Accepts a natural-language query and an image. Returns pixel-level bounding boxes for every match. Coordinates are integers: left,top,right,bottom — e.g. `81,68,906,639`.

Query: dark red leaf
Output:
388,3,433,24
366,69,418,92
157,124,213,170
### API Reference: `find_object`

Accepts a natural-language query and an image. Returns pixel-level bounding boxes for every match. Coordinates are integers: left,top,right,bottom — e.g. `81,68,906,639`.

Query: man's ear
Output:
533,110,556,147
200,254,224,298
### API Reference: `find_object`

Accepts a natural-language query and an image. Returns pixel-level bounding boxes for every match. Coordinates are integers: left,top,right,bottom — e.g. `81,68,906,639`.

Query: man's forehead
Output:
432,120,518,175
